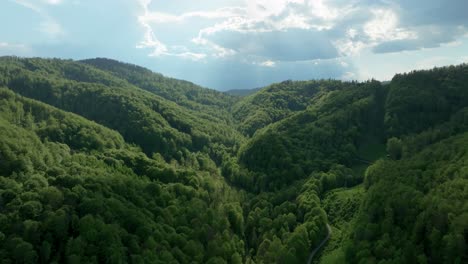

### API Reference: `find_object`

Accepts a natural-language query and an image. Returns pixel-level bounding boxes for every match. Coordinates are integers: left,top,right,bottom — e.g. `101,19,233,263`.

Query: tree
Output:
386,137,403,160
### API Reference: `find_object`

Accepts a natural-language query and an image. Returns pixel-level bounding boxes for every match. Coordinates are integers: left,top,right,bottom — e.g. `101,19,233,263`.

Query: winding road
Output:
306,224,332,264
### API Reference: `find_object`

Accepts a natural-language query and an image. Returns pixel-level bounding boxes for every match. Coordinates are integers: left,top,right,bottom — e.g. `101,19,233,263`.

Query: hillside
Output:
0,88,248,263
0,57,467,263
224,88,262,97
80,58,239,118
236,80,385,191
0,57,244,163
230,80,374,137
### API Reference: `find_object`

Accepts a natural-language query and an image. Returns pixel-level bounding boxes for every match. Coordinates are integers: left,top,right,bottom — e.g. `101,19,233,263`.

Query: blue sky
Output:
1,0,467,90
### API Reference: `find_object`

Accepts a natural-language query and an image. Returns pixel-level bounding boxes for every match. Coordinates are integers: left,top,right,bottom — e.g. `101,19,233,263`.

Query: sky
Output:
1,0,467,91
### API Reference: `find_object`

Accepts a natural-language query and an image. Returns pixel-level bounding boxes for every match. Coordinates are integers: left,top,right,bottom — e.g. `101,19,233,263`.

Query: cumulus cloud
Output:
365,0,468,54
136,0,468,65
136,0,349,61
372,25,465,53
206,29,338,61
364,9,416,42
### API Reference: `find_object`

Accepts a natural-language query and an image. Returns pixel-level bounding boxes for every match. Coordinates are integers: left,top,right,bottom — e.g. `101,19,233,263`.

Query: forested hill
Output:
0,57,244,161
80,58,239,113
0,57,467,263
224,88,262,97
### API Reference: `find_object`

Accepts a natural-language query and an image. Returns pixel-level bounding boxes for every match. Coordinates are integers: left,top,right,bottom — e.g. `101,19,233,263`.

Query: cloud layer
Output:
136,0,468,65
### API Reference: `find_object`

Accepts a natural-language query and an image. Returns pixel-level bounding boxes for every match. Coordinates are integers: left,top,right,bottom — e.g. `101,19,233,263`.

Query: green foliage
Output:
342,65,468,264
244,179,328,264
232,80,343,136
317,186,364,263
81,58,239,112
385,64,468,136
348,133,468,263
0,87,244,263
238,81,384,191
386,137,403,160
0,57,244,163
1,57,467,264
224,87,261,97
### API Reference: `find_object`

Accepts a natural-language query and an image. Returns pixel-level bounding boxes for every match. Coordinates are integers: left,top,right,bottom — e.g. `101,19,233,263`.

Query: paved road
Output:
306,224,332,264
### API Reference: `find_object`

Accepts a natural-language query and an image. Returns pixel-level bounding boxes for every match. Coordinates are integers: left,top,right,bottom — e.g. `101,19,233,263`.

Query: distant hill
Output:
224,87,262,96
232,79,351,136
81,58,239,111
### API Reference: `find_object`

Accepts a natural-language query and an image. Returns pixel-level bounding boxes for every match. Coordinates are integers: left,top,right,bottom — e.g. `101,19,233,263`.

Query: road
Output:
306,223,332,264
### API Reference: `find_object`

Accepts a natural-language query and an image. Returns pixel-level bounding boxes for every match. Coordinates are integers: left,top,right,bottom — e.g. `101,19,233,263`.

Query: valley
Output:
0,57,467,263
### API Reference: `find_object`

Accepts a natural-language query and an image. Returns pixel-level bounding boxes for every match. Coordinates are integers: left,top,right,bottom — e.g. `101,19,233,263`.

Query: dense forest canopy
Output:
0,56,467,263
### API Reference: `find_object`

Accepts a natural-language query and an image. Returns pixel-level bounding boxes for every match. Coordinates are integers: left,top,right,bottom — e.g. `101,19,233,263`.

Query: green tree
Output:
386,137,403,160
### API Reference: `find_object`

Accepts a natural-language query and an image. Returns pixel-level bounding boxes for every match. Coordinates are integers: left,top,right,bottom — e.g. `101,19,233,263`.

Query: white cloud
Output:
364,9,416,42
191,0,346,38
136,21,168,56
174,52,207,61
246,0,302,20
136,0,209,61
342,71,356,80
334,38,367,57
347,28,357,38
273,13,312,30
0,42,32,55
0,42,27,49
308,0,338,21
260,60,276,67
136,0,345,61
334,7,421,57
140,8,244,24
441,40,462,47
42,0,63,5
39,20,64,38
136,0,168,56
11,0,65,38
11,0,41,13
135,0,468,65
191,36,236,58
